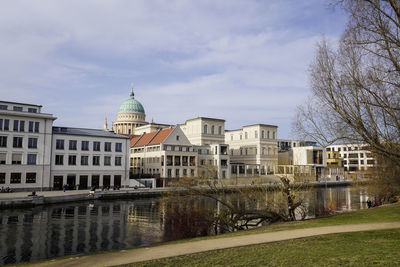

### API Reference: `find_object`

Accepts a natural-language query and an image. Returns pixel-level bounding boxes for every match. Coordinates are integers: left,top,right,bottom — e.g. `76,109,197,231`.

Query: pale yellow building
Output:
225,124,278,175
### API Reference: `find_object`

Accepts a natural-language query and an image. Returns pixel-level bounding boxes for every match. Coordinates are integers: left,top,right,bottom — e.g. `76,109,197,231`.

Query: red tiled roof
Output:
134,131,158,147
148,128,174,145
130,135,142,147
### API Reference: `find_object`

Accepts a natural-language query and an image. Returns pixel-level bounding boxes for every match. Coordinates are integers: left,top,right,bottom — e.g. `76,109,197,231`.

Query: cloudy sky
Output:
0,0,346,138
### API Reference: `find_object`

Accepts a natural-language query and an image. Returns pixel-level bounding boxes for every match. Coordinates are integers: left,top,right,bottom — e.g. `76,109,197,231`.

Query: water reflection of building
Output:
0,202,129,265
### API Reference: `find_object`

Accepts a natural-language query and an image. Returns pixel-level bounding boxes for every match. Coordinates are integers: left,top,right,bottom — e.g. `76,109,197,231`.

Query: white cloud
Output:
0,0,346,138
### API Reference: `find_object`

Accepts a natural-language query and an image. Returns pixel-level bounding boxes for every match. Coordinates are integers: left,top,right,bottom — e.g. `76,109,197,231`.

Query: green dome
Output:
118,88,145,114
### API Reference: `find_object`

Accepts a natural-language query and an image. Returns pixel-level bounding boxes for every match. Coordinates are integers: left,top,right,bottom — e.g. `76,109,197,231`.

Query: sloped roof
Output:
131,127,175,148
130,135,142,147
148,128,174,145
53,127,129,139
134,131,158,147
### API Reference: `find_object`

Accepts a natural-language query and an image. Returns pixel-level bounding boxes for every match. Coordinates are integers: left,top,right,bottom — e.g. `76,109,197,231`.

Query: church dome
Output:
118,88,145,114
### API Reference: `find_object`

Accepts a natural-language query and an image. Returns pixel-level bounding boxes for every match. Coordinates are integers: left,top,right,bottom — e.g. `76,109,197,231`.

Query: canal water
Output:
0,186,369,265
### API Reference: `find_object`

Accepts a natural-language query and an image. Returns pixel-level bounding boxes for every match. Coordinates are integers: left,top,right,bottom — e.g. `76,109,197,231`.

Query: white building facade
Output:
130,127,198,187
0,101,56,191
327,144,376,172
180,117,231,179
226,124,278,176
50,127,130,190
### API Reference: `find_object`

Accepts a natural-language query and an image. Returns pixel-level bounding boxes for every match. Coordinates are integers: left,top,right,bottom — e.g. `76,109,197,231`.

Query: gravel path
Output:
27,221,400,267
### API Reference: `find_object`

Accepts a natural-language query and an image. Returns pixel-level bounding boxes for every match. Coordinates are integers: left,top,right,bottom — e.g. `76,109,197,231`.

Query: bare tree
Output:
165,174,309,234
294,0,400,200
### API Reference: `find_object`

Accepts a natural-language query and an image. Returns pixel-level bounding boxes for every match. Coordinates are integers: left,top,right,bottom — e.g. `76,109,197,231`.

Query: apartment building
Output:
225,124,278,176
180,117,230,179
50,127,130,190
278,146,327,181
130,127,198,187
327,144,376,171
0,101,56,191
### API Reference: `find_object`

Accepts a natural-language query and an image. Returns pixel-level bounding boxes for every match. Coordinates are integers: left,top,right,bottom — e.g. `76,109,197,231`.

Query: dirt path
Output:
27,221,400,267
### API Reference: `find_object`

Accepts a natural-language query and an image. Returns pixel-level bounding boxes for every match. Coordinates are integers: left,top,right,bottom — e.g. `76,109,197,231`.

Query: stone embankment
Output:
0,180,352,209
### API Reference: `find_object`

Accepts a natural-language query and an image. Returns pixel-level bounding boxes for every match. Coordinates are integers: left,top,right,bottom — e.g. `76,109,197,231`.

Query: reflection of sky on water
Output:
0,186,369,265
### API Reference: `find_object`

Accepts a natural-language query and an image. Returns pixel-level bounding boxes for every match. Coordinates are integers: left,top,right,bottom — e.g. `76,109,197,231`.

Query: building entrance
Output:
67,175,76,190
79,175,88,189
53,176,63,190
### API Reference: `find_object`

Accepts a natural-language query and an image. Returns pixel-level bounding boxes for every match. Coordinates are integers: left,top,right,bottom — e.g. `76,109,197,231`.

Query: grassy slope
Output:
135,229,400,267
126,204,400,266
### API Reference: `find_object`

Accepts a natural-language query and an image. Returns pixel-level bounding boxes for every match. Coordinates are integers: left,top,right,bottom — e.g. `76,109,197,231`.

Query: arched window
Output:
204,124,208,134
211,125,215,135
218,126,222,135
261,130,265,139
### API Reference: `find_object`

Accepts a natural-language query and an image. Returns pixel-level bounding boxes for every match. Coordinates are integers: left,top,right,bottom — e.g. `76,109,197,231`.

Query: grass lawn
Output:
133,228,400,266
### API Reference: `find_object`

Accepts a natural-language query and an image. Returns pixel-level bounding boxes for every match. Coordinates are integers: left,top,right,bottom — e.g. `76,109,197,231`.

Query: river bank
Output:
0,180,353,209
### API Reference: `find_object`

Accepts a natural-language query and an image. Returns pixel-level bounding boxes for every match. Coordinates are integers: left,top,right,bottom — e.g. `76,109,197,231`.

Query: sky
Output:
0,0,346,139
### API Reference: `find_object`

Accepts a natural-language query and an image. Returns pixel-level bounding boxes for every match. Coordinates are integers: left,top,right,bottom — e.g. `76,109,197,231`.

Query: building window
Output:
68,155,77,165
104,156,111,166
13,120,19,131
13,106,23,111
204,124,208,134
81,156,89,166
115,143,122,152
0,136,7,147
20,121,25,132
93,141,101,151
28,138,38,149
10,173,21,183
93,156,100,166
69,140,77,150
175,169,180,177
218,126,222,135
55,155,64,165
245,132,248,139
240,135,242,140
29,121,34,132
13,137,23,148
0,153,5,164
104,142,112,152
273,131,276,139
0,173,5,184
115,156,122,166
56,139,64,150
0,105,7,110
255,130,258,138
34,122,39,132
0,119,2,130
176,135,180,141
81,141,89,151
26,173,36,183
211,125,215,135
28,108,37,113
267,131,270,139
27,154,37,165
167,169,172,178
3,119,9,131
261,130,265,139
